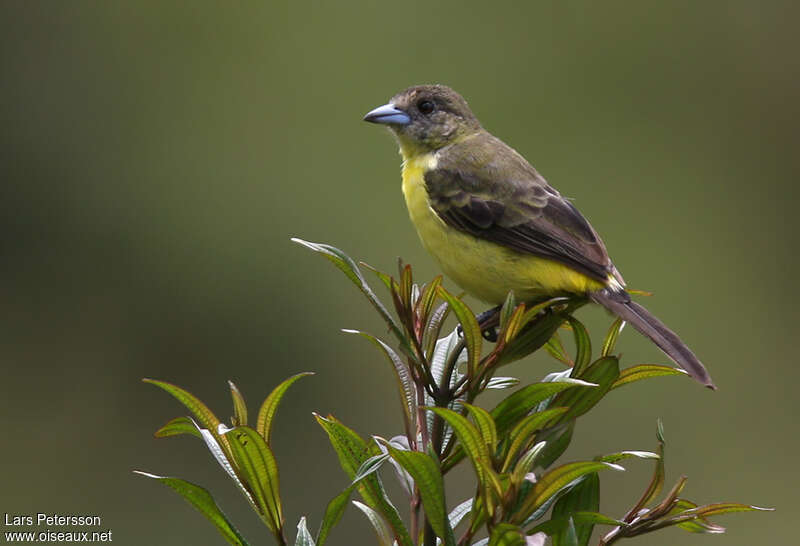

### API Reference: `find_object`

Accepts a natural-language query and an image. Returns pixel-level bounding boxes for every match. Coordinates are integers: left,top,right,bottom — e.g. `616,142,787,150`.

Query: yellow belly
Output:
401,153,604,304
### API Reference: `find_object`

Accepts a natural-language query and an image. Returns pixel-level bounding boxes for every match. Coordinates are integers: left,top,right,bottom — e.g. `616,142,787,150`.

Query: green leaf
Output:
415,276,443,328
360,261,399,297
492,380,594,435
656,502,772,534
437,286,482,376
496,298,587,366
134,472,249,546
498,291,517,332
488,523,526,546
550,474,600,546
623,420,666,520
534,421,575,470
229,381,248,427
343,330,416,430
552,357,619,424
291,239,406,343
667,499,726,534
545,331,572,366
601,318,624,357
502,407,570,471
256,372,313,445
463,403,498,451
316,486,354,546
595,451,659,464
351,453,390,486
611,364,687,390
352,501,394,546
443,380,589,473
314,415,413,546
194,421,256,509
295,517,315,546
530,511,623,537
381,443,455,546
566,317,592,376
143,379,227,451
154,416,202,439
511,441,547,486
516,461,623,522
224,426,283,534
672,503,773,519
428,407,501,514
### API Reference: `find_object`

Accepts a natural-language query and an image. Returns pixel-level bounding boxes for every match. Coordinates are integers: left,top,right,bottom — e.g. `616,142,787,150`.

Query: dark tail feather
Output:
591,289,716,390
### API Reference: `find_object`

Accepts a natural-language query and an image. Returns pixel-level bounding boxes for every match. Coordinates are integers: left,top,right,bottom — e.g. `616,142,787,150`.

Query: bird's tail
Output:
591,288,716,390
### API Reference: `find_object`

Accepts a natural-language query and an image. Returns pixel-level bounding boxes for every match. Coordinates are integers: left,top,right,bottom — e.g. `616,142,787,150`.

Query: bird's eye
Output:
417,100,435,115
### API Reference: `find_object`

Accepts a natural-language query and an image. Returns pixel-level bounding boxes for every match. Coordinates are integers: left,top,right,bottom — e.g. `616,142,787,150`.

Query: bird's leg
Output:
455,305,501,342
476,305,501,342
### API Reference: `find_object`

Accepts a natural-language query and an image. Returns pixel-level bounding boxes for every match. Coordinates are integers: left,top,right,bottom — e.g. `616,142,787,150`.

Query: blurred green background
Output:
1,1,797,544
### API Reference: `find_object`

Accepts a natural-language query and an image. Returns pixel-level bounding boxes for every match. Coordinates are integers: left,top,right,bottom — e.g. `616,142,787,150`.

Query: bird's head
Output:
364,84,482,157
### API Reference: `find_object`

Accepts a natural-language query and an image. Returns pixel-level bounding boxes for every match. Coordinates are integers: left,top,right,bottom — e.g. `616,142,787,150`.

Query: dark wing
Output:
425,134,615,283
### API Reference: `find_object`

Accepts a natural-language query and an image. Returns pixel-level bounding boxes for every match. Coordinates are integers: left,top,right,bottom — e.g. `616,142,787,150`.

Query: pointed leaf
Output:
667,499,726,534
492,380,593,434
552,357,619,424
194,422,256,509
595,451,659,464
534,421,575,470
503,408,570,471
344,330,416,429
295,517,315,546
566,317,592,376
545,332,572,366
444,381,590,473
601,318,625,357
143,379,228,452
314,415,413,546
463,403,498,451
229,381,248,427
381,443,455,546
134,472,249,546
291,238,405,343
550,474,600,546
429,407,502,513
224,426,283,534
611,364,687,390
256,372,313,444
512,441,548,487
516,462,623,522
154,416,202,439
437,286,482,376
316,486,354,546
499,291,518,332
530,511,622,537
415,276,443,328
496,299,587,366
352,501,394,546
624,421,666,521
351,453,390,486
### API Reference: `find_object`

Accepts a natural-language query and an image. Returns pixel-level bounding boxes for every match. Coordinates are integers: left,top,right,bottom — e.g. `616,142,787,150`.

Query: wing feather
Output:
425,133,616,284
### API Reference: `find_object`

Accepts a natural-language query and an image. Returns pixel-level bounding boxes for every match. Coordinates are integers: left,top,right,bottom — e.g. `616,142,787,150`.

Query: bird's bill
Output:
363,103,411,126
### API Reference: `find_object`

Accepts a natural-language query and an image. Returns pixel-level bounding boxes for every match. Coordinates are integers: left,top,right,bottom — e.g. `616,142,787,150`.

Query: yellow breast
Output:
400,153,604,304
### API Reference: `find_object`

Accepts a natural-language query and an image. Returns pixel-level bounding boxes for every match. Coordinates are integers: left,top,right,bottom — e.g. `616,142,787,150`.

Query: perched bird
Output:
364,84,714,389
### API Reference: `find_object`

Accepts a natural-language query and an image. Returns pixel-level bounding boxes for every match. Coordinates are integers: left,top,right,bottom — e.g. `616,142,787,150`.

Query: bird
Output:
363,84,715,389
